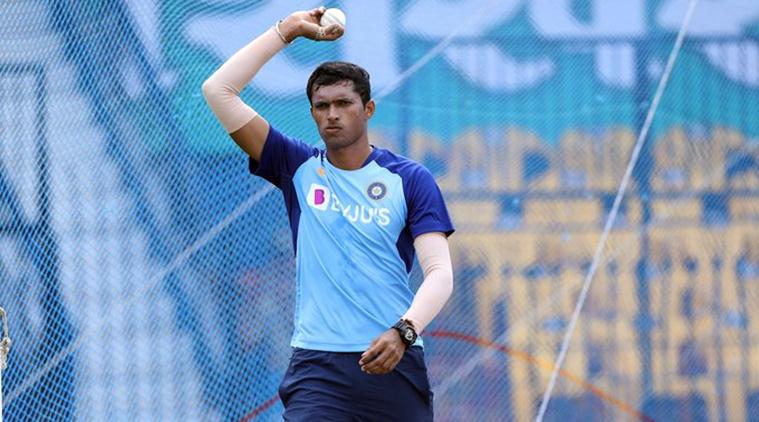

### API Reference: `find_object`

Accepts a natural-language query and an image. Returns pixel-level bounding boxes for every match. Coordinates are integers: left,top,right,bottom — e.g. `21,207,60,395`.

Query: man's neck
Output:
326,140,373,170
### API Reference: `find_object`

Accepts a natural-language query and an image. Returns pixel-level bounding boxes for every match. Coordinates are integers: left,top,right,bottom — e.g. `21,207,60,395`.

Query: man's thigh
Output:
278,348,353,421
347,346,434,422
278,347,433,421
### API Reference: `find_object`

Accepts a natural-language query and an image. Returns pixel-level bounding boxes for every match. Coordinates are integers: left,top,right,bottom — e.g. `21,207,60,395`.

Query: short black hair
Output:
306,61,371,106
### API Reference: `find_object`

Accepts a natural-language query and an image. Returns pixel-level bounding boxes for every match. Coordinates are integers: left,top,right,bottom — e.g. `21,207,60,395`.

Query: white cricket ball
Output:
320,8,346,28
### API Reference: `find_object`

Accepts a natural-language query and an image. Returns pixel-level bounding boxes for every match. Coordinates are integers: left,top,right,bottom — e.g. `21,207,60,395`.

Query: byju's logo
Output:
307,183,330,211
306,183,392,226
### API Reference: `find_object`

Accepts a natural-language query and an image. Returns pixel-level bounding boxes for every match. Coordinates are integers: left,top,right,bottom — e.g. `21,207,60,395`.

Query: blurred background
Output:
1,0,758,421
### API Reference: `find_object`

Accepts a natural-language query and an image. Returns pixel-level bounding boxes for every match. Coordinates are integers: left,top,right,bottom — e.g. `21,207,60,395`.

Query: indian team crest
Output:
367,182,387,200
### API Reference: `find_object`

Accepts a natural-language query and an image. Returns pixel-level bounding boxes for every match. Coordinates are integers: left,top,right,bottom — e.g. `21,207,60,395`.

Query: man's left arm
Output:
359,232,453,374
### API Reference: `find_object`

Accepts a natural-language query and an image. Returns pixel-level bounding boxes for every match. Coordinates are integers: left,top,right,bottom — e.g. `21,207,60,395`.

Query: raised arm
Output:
201,7,344,161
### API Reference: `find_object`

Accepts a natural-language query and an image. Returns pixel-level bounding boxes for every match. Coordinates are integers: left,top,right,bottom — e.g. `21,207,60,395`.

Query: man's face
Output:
310,81,374,149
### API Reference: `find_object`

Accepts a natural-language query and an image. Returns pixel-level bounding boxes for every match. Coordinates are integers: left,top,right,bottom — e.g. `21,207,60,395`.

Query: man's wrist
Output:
402,317,419,332
278,16,301,43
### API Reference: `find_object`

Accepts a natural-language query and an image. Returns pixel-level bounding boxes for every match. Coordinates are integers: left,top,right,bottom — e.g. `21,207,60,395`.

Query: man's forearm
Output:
402,233,454,333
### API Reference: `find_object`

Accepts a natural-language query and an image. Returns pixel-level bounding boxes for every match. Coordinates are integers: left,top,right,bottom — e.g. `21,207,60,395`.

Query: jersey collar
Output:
322,145,381,171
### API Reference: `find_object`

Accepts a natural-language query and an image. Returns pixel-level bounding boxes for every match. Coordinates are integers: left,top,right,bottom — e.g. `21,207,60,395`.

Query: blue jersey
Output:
249,126,454,352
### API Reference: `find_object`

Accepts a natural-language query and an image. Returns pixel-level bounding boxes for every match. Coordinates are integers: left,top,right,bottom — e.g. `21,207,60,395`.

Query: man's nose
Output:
327,105,340,120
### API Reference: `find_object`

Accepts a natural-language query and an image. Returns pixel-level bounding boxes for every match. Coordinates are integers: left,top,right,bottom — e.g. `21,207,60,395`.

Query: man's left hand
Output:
359,329,406,375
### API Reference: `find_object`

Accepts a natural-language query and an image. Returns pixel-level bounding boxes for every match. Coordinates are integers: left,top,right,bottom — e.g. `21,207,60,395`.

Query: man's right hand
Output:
279,7,345,43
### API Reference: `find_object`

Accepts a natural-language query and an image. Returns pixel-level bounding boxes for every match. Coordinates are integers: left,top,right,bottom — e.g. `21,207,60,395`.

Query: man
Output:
202,7,454,421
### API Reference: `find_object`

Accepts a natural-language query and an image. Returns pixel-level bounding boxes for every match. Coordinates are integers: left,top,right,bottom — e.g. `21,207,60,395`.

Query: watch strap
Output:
392,319,418,348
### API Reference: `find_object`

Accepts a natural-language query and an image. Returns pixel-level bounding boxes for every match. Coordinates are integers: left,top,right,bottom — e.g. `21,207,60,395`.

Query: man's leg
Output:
278,348,353,421
349,346,434,421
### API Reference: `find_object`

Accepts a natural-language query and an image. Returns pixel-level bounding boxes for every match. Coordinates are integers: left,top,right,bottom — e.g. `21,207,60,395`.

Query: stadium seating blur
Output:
437,124,759,421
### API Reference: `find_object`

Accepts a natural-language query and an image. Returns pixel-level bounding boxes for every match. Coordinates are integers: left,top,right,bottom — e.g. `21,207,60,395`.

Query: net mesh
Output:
1,0,759,421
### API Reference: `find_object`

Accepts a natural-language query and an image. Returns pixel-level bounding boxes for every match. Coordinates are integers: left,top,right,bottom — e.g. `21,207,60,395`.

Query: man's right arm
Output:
201,8,344,162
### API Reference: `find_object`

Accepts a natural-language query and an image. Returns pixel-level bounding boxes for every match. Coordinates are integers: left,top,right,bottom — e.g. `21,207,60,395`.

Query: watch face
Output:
405,330,414,341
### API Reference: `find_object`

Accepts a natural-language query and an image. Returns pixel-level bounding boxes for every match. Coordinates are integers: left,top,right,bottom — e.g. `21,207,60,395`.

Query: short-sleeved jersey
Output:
249,126,454,352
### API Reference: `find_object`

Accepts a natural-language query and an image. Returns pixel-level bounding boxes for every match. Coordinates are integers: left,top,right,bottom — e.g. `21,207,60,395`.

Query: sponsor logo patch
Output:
306,183,392,226
306,183,330,211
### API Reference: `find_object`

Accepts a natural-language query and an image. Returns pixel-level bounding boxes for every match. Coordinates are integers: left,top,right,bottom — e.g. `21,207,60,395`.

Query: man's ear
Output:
365,99,375,119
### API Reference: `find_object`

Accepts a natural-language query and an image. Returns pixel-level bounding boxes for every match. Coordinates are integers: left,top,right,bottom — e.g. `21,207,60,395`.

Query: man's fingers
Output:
325,24,343,33
359,342,382,365
309,6,326,19
360,340,388,367
362,348,391,373
360,330,406,374
365,350,398,374
362,343,405,374
302,17,345,41
315,24,344,41
365,350,403,375
360,339,379,359
324,24,344,39
359,350,375,366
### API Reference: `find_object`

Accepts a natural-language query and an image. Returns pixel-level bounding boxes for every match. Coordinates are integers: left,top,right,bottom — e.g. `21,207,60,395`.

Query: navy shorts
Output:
278,346,434,421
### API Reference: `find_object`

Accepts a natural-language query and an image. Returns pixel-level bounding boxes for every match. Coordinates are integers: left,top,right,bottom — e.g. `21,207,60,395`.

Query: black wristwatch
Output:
392,319,418,348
